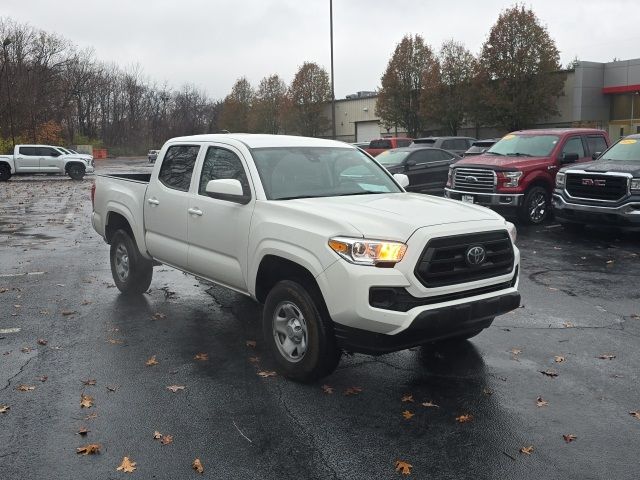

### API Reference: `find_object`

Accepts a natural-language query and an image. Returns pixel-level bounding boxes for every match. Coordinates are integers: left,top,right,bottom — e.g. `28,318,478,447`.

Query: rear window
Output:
19,146,37,156
369,139,392,149
158,145,200,191
412,138,435,145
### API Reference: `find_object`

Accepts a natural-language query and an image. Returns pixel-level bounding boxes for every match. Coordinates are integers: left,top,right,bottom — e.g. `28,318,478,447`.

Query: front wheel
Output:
109,229,153,294
518,186,549,224
67,164,86,180
263,280,341,382
0,164,11,181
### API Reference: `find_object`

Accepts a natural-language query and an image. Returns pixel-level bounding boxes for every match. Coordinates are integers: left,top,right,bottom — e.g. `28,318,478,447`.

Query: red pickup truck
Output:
364,137,413,157
444,128,610,224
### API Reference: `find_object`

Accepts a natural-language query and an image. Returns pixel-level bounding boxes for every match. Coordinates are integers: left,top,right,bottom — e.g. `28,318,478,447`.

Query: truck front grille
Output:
453,168,496,192
565,173,628,202
415,231,514,288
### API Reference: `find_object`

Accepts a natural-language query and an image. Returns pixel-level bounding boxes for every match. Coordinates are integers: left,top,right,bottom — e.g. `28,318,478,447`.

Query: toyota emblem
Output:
466,245,486,266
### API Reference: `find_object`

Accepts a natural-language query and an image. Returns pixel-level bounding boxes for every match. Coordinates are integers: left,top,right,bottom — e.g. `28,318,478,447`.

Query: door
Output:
14,146,39,172
404,149,455,194
144,144,201,268
187,145,255,291
356,121,380,143
403,150,431,191
558,136,589,167
37,147,64,172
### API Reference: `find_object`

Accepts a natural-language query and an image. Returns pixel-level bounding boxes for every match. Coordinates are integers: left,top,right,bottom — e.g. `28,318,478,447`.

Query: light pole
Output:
2,38,15,147
329,0,336,140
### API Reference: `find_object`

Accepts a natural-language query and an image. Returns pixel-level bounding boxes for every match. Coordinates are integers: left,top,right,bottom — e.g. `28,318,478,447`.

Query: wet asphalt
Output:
0,158,639,479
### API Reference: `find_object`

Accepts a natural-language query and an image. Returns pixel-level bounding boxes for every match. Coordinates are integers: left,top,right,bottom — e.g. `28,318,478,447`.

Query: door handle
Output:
187,207,203,216
147,198,160,205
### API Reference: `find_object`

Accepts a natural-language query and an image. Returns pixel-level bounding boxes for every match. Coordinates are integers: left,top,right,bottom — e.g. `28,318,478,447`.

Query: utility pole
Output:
330,0,336,140
2,38,15,147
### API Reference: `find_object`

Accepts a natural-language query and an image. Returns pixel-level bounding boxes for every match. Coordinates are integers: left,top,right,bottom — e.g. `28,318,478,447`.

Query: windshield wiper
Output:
485,151,504,156
274,195,325,200
338,191,387,196
506,152,533,157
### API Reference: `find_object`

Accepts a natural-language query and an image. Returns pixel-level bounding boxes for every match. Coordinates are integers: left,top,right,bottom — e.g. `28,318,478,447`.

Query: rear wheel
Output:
67,164,85,180
109,229,153,294
0,164,11,181
518,186,549,224
263,280,341,382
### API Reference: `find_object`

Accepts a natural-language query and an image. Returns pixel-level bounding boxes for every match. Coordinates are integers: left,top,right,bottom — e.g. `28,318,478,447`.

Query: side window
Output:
586,135,608,155
19,147,37,156
410,150,429,164
441,140,453,150
561,137,585,158
198,147,250,197
452,139,468,150
434,149,453,160
158,145,200,192
37,147,60,157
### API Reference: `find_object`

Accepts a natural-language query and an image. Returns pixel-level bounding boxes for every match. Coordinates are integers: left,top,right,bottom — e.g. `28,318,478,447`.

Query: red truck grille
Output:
453,168,496,193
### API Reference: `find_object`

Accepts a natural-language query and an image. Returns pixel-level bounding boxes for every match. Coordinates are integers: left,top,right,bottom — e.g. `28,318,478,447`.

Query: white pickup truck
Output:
92,134,520,381
0,144,94,181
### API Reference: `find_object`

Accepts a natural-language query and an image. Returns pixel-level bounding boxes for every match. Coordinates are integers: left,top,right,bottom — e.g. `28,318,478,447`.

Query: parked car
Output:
364,137,413,157
92,134,520,382
464,138,500,156
444,128,610,224
410,137,477,156
148,150,160,163
376,147,460,195
552,134,640,229
0,144,95,181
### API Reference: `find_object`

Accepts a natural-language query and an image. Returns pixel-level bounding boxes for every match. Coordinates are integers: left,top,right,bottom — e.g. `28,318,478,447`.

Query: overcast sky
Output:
3,0,639,99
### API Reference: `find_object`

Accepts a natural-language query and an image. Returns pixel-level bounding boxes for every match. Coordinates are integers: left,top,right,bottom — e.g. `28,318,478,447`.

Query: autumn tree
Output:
376,34,436,138
219,77,253,132
287,62,331,137
250,74,287,134
478,4,565,131
421,40,476,135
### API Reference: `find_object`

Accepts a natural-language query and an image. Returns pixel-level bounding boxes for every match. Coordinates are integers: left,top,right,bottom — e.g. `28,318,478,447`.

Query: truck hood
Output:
561,160,640,177
279,193,503,240
455,154,550,171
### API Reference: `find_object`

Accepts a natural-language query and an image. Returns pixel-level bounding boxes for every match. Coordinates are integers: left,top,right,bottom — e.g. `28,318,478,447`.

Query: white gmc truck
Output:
92,134,520,381
0,144,94,181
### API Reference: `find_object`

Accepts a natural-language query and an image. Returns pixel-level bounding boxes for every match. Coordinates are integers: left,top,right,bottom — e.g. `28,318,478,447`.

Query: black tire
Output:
263,280,341,382
67,163,85,180
109,229,153,295
0,164,11,181
518,186,549,224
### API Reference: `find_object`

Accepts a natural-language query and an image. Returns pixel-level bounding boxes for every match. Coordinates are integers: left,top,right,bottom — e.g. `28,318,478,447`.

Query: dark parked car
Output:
410,136,476,156
148,149,160,163
376,147,460,195
464,138,500,156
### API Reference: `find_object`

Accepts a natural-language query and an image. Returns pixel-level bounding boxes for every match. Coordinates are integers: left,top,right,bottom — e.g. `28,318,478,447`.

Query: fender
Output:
522,169,554,191
0,158,15,174
105,201,152,260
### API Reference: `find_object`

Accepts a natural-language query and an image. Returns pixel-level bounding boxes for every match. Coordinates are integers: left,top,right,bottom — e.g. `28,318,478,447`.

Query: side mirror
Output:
592,151,602,160
205,179,250,204
560,152,579,163
393,173,410,188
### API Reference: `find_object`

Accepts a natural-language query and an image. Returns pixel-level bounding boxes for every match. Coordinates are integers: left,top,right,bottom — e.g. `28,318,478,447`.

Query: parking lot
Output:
1,158,639,479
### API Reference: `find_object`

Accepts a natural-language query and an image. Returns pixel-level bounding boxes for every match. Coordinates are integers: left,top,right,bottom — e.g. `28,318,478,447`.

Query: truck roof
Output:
509,128,606,136
166,134,351,149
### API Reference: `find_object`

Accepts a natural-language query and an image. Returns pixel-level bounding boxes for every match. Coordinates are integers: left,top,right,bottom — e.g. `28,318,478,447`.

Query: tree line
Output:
0,4,565,154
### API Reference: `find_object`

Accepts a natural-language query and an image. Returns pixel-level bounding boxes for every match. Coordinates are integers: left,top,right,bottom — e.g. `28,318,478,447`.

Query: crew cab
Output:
92,134,520,382
553,134,640,229
364,137,413,157
444,129,610,224
0,144,94,181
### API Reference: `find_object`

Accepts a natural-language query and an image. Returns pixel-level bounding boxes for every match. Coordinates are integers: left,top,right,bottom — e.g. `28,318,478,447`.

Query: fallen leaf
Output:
248,356,260,363
402,410,415,420
153,431,162,439
77,427,89,436
540,370,559,378
80,394,94,408
81,300,92,305
563,322,575,328
554,356,565,363
106,385,118,392
61,310,77,316
116,457,137,473
456,414,474,423
520,446,534,455
84,413,98,420
246,340,257,348
536,397,549,407
37,338,48,346
421,401,439,408
194,353,208,361
563,434,577,443
0,404,9,414
629,411,640,420
145,355,159,366
344,386,363,396
321,384,334,394
606,260,614,265
597,354,616,360
160,435,173,445
395,460,413,475
401,394,414,403
257,370,277,378
166,385,185,393
21,347,31,353
76,444,101,455
192,458,204,474
82,379,96,386
151,312,166,320
16,384,35,391
509,348,522,356
482,387,493,396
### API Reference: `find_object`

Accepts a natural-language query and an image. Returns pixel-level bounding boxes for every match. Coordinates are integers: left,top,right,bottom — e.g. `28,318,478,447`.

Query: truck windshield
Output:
599,138,640,162
487,134,560,157
376,150,410,166
251,147,403,200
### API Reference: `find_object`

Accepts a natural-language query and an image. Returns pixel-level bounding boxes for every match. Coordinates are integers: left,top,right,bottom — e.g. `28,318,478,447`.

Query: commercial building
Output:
325,58,640,143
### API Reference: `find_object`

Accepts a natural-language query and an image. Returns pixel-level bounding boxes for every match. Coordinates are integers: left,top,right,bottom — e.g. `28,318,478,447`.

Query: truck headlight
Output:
329,237,407,266
631,178,640,193
505,221,517,244
446,167,453,187
556,172,566,188
502,171,523,187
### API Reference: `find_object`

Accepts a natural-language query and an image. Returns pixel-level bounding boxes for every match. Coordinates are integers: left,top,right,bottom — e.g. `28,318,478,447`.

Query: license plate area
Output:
461,195,475,204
